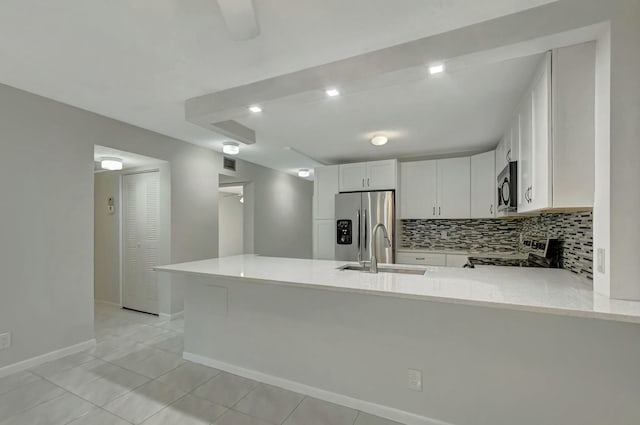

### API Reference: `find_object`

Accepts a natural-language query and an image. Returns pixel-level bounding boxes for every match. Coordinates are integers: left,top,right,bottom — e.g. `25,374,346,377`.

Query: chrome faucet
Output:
370,223,391,273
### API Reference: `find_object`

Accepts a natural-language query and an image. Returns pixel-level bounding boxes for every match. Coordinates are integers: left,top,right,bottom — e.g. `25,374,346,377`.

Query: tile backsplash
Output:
401,210,593,279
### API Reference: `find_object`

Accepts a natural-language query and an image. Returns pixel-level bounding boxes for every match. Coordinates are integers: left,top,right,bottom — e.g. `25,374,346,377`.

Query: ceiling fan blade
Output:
216,0,260,40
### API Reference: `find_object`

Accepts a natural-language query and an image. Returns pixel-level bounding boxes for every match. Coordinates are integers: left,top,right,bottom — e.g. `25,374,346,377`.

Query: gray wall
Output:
94,171,121,304
0,82,314,369
221,159,314,259
0,82,223,369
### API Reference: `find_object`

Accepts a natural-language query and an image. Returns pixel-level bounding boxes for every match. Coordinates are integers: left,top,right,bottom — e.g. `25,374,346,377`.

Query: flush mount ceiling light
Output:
248,105,262,113
100,157,123,171
325,88,340,97
223,141,240,155
370,136,389,146
429,64,445,75
298,168,311,178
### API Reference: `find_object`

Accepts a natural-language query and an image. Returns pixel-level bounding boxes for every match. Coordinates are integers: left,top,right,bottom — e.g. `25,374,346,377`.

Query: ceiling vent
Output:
223,156,237,172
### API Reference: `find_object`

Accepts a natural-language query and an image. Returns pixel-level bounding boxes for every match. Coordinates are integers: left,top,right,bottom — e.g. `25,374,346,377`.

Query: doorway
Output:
218,185,244,257
94,145,168,316
122,171,160,314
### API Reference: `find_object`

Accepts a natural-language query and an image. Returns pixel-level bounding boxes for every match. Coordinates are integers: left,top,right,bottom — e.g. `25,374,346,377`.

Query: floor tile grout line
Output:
279,394,307,425
0,390,70,424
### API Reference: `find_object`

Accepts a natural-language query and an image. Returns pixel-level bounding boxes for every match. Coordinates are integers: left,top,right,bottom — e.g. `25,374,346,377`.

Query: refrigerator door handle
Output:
363,208,368,253
356,209,362,264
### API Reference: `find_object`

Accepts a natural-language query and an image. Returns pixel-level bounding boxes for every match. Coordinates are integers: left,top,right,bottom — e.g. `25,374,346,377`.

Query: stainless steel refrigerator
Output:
334,191,395,263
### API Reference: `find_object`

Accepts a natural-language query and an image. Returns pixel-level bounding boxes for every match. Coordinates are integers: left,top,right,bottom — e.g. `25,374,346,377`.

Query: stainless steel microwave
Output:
497,161,517,212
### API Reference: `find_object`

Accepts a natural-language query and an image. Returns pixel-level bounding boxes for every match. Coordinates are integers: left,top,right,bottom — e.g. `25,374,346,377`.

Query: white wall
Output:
221,159,313,259
593,27,611,297
219,193,244,257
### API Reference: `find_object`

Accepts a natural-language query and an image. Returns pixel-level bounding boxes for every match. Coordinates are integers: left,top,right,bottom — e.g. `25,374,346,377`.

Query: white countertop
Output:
156,255,640,324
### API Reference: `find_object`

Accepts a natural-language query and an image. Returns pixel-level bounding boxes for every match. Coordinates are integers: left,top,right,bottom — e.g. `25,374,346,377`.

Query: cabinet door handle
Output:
490,204,493,214
415,257,425,260
438,207,441,216
362,178,365,187
367,177,370,187
433,206,436,216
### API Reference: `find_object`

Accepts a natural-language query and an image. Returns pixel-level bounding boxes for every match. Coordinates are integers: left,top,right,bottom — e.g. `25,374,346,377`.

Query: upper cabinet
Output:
313,165,339,220
400,157,470,219
339,159,397,192
516,43,595,213
471,151,496,218
400,160,437,218
437,157,471,219
551,41,595,208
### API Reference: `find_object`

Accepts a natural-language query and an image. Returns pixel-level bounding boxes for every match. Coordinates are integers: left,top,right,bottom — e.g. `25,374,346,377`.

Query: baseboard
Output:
0,339,97,379
159,311,184,321
94,299,122,308
183,352,454,425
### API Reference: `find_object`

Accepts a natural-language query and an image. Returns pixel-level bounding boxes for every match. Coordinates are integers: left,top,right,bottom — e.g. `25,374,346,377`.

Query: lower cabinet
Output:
313,219,335,260
397,251,469,267
445,254,469,267
397,252,446,266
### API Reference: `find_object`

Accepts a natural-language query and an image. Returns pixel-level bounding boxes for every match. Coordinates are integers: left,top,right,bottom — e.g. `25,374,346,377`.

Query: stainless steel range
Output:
466,236,560,268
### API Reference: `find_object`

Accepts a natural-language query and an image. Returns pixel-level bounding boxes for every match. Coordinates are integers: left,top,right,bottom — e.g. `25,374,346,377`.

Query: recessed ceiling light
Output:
298,168,311,178
100,157,123,171
370,136,388,146
223,141,240,155
248,105,262,113
429,64,445,75
325,88,340,97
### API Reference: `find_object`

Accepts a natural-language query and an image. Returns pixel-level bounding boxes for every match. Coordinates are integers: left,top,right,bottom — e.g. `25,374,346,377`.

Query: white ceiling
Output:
94,145,165,171
219,185,244,195
232,54,544,165
0,0,556,173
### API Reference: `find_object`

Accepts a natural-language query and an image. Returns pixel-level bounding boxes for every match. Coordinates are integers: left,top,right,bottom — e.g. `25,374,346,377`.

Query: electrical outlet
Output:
407,368,422,391
0,332,11,350
597,248,605,273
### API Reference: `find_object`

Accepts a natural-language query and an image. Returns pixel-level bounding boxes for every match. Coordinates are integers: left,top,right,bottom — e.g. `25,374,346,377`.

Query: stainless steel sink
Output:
338,264,426,275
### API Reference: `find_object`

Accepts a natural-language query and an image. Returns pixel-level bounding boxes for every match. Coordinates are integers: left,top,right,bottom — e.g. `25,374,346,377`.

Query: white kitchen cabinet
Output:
518,52,551,213
517,77,533,212
313,219,335,260
396,252,446,266
436,157,471,219
514,43,595,212
496,118,520,176
339,162,368,192
495,137,507,177
400,157,470,219
313,165,339,220
400,160,437,218
471,151,495,218
445,254,469,267
339,160,397,192
551,41,595,208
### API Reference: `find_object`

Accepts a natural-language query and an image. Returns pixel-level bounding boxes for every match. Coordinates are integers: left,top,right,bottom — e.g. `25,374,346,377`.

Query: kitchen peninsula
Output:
156,255,640,425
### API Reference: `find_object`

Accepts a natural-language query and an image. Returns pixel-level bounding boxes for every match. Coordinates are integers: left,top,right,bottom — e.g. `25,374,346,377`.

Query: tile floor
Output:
0,303,404,425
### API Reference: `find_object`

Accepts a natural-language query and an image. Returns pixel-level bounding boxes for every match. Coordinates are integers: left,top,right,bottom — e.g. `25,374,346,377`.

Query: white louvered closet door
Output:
123,171,160,314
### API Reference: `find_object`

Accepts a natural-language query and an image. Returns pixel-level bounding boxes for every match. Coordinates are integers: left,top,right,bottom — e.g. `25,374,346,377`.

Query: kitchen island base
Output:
177,273,640,425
